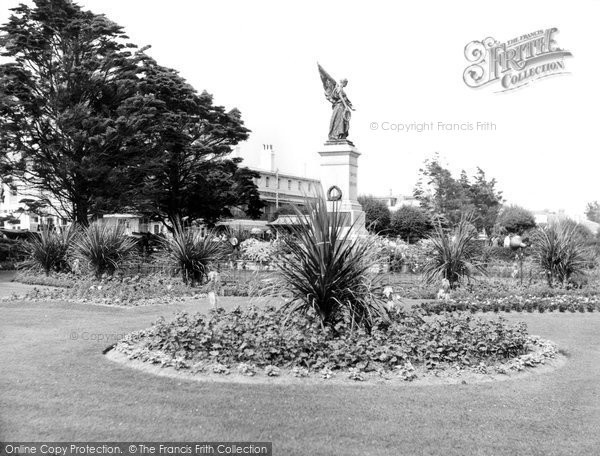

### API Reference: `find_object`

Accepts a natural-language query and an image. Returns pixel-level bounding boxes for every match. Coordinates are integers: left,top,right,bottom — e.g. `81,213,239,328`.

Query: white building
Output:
533,209,600,234
98,214,166,236
371,193,420,212
0,181,68,232
0,144,322,234
226,144,321,227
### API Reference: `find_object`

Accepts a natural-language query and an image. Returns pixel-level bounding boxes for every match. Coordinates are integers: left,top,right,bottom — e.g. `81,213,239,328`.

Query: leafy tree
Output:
495,205,536,235
468,168,503,236
413,155,503,235
121,59,264,231
0,0,144,225
0,1,263,230
390,205,432,243
585,201,600,224
357,195,390,234
0,214,20,226
413,155,467,227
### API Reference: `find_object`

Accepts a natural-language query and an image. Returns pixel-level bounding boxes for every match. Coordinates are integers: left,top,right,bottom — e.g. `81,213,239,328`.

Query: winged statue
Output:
318,63,354,142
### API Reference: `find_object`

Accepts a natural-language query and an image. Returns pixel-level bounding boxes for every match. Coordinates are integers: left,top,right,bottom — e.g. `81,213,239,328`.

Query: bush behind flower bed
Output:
115,306,530,373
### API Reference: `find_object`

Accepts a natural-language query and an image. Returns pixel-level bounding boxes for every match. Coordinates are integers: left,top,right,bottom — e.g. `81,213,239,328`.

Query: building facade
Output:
371,194,420,212
248,167,320,221
0,182,68,232
0,145,320,234
533,210,600,234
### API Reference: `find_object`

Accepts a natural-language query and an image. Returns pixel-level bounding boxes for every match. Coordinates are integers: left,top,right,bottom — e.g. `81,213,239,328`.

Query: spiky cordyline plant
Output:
23,226,76,275
162,228,224,286
274,197,387,330
421,214,485,289
73,223,137,278
223,225,252,244
532,221,591,287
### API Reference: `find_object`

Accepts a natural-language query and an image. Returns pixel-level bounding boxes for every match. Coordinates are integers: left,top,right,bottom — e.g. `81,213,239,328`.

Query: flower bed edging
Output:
107,334,560,386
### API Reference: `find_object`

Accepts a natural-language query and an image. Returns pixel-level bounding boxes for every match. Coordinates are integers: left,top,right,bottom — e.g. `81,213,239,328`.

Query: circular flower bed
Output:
111,306,558,382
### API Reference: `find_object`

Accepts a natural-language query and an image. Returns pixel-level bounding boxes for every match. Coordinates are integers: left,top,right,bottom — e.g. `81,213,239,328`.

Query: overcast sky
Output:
2,0,599,215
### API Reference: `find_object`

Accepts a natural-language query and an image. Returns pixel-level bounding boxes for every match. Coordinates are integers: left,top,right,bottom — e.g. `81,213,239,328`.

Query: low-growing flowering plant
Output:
115,305,531,376
14,269,263,304
417,294,600,315
239,239,279,264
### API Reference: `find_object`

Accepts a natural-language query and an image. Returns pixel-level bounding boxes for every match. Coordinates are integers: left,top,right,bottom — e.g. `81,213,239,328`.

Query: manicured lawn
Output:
0,270,58,296
1,297,599,455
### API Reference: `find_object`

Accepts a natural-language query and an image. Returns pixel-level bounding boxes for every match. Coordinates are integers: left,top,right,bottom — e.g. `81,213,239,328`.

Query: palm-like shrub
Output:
73,223,137,278
224,225,252,244
532,221,591,287
422,215,484,289
162,229,223,286
23,227,75,275
275,198,386,330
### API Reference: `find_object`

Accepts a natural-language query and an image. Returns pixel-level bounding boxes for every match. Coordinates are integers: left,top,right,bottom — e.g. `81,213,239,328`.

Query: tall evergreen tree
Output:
0,1,264,229
121,59,264,231
0,0,143,225
413,155,471,227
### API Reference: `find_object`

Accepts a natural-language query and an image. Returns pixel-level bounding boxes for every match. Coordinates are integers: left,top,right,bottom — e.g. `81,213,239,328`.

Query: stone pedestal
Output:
318,140,366,231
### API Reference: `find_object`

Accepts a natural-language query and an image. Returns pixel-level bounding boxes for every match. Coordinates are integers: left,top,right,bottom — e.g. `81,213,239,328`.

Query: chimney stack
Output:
261,144,276,172
270,144,275,172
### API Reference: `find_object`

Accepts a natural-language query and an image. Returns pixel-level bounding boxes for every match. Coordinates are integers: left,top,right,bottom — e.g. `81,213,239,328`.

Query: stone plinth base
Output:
318,140,366,234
